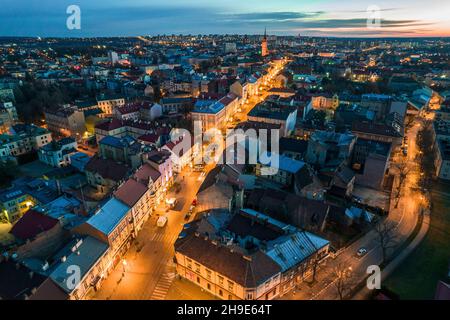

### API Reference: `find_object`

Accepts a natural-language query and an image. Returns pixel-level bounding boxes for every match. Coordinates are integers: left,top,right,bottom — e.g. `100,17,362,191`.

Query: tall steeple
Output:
261,27,268,57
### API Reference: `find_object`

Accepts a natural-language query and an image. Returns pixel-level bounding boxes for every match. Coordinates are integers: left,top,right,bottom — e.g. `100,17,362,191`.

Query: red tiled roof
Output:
138,134,158,144
134,163,161,184
10,210,59,240
219,93,238,106
117,104,141,115
85,156,130,182
114,179,148,207
95,119,125,131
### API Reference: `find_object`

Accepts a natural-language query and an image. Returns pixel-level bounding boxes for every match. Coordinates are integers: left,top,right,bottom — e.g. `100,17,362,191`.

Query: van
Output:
157,216,168,227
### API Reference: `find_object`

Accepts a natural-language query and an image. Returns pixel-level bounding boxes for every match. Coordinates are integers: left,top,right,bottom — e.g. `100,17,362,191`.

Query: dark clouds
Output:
0,2,437,37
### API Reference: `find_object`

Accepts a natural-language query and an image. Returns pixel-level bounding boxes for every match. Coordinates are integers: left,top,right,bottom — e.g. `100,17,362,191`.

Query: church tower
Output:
261,28,268,57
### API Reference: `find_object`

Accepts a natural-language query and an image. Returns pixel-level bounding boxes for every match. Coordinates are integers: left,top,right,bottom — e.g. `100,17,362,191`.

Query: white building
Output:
38,137,78,168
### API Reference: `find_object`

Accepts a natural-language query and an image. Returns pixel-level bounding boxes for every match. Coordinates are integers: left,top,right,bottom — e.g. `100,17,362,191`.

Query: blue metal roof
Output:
259,153,305,174
193,100,225,114
87,198,130,235
266,231,329,272
49,236,109,293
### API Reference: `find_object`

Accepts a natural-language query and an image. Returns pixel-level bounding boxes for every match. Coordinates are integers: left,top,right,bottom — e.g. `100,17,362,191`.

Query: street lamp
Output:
122,259,127,275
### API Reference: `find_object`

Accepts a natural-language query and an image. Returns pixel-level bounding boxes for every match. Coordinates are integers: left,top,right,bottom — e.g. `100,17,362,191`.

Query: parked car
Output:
157,216,168,227
356,247,368,257
166,198,177,209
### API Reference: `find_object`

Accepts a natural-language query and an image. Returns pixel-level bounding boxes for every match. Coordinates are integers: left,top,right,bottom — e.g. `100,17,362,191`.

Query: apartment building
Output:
247,101,297,137
175,209,329,300
38,137,77,168
0,124,52,157
0,102,18,133
44,105,86,138
113,177,152,235
191,94,239,133
96,93,125,115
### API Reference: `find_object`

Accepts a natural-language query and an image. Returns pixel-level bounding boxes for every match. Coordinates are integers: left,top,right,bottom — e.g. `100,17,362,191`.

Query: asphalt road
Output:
284,120,425,300
93,167,207,300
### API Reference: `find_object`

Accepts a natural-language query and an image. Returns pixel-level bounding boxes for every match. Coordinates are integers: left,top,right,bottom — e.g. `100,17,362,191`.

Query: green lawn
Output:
384,182,450,299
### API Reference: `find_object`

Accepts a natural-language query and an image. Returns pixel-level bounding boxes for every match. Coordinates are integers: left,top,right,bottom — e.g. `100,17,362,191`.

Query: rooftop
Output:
114,178,148,207
10,209,59,240
87,197,130,235
85,156,130,182
48,236,109,294
248,101,297,121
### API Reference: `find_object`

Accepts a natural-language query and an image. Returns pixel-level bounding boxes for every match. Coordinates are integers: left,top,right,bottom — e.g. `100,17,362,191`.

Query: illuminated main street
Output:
92,58,288,300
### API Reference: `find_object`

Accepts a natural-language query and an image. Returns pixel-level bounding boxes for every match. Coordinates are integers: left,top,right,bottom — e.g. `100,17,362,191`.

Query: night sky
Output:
1,0,449,37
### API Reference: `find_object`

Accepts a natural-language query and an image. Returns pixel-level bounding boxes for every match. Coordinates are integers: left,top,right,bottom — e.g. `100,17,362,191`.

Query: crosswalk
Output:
151,232,165,242
150,272,176,300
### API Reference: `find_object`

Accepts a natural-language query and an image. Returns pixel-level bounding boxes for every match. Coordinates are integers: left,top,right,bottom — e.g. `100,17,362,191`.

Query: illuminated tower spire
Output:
261,27,268,57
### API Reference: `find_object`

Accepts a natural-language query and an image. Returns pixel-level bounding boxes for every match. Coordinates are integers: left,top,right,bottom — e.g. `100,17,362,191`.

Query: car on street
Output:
356,247,368,257
185,205,196,221
156,216,168,227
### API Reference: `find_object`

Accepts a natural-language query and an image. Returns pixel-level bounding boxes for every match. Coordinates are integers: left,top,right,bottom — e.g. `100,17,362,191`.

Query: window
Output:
227,280,234,292
207,283,211,291
219,289,223,297
206,269,212,280
245,291,254,300
197,276,201,284
218,276,224,286
194,263,200,273
186,259,192,269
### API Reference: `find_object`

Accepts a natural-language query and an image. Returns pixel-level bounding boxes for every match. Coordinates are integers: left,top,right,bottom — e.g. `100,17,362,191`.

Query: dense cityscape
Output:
0,2,450,306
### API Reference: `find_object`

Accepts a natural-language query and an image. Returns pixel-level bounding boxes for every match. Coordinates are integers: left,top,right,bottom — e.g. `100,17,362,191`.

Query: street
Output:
93,59,288,300
282,119,426,300
93,167,207,300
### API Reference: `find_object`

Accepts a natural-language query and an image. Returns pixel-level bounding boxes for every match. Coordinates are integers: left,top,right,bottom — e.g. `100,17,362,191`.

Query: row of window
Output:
186,258,235,292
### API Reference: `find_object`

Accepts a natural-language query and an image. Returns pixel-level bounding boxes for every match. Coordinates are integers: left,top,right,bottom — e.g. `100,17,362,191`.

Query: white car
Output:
157,216,168,228
356,247,368,257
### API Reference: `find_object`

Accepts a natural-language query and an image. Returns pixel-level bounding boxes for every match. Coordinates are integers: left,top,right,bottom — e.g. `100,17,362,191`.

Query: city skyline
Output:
1,0,450,38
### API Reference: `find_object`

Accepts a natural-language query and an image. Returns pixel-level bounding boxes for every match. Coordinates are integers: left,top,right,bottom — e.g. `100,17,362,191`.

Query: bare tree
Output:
393,159,410,208
309,255,321,284
332,264,354,300
374,220,398,264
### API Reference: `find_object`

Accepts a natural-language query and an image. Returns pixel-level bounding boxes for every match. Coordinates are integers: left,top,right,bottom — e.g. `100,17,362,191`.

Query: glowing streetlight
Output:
122,259,127,275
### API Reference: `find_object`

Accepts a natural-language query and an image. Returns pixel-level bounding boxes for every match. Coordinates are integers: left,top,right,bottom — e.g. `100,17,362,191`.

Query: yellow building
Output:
174,209,330,300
